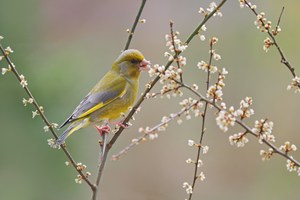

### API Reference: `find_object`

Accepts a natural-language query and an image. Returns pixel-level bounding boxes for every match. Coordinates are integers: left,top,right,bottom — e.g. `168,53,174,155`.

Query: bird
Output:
56,49,150,146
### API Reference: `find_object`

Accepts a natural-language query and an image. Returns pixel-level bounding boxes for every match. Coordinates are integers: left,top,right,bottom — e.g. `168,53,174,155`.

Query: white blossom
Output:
43,125,49,132
216,110,236,132
182,182,193,194
229,132,249,147
188,140,195,147
286,158,297,172
202,146,209,154
197,172,206,181
47,138,60,149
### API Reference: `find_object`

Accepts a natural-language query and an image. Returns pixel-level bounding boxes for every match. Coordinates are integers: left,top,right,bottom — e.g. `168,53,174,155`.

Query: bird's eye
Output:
130,59,139,64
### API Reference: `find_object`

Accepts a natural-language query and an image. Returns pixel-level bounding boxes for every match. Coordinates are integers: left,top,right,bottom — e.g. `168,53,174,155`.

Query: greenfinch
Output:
56,49,150,145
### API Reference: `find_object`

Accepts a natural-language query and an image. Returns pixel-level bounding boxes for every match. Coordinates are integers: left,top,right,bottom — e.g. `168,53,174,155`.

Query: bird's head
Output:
112,49,150,80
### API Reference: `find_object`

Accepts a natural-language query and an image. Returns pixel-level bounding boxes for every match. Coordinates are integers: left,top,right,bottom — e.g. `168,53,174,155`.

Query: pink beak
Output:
139,59,151,71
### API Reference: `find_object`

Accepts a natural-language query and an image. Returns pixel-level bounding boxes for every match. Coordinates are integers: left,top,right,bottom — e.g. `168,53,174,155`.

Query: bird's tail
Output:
56,118,90,146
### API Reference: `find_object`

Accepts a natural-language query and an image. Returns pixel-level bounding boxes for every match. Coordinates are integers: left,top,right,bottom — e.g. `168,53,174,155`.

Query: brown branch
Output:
188,37,214,200
244,0,298,84
112,100,200,159
124,0,147,50
179,81,300,167
169,21,183,82
0,44,95,190
275,6,285,34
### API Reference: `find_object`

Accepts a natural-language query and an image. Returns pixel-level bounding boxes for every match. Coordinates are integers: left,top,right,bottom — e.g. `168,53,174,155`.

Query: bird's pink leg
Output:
95,125,111,156
94,125,111,136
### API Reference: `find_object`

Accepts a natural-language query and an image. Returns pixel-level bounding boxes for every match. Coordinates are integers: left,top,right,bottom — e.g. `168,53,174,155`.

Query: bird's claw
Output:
94,125,111,136
115,121,129,129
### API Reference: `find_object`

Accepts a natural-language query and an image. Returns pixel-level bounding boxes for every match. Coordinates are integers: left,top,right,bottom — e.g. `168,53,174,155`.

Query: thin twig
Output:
188,38,214,200
244,0,298,84
275,6,285,33
169,21,183,82
0,44,95,189
112,100,200,159
124,0,147,51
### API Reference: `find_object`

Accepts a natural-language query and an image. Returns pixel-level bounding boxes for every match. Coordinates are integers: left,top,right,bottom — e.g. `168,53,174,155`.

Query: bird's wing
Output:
60,74,127,128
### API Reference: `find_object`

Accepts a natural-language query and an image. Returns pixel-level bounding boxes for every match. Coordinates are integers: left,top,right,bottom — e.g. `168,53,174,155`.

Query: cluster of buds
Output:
229,132,249,147
210,37,221,60
187,140,209,154
165,31,187,53
207,68,228,102
254,12,271,32
197,25,207,41
1,65,12,75
22,97,34,106
260,151,300,176
216,106,236,132
239,0,256,10
74,173,92,184
76,162,87,171
74,162,91,184
287,76,300,93
47,138,60,149
32,106,44,118
279,141,297,154
237,97,255,120
182,182,193,194
138,126,158,141
216,97,253,133
179,98,203,119
286,159,298,173
148,64,184,99
197,60,217,73
1,46,14,74
199,2,222,17
43,123,59,132
272,25,282,36
263,37,273,52
186,158,203,167
259,148,274,161
4,46,13,56
252,119,275,144
19,74,28,88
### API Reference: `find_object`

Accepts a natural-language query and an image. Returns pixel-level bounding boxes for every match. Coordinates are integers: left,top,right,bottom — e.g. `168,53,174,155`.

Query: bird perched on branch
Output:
56,49,150,146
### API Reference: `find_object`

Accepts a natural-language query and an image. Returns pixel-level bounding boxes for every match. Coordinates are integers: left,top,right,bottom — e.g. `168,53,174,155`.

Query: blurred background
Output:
0,0,300,199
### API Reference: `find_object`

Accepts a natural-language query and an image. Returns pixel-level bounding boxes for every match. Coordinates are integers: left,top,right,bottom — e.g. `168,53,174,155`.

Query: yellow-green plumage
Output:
56,49,149,145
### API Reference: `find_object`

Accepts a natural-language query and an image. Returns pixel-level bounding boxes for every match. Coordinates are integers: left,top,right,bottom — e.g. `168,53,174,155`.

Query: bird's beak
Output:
139,59,151,71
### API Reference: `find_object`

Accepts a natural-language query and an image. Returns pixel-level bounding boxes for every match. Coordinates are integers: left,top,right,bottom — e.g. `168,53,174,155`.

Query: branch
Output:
0,44,95,190
180,82,300,167
112,100,200,160
243,0,299,87
188,37,215,200
124,0,147,50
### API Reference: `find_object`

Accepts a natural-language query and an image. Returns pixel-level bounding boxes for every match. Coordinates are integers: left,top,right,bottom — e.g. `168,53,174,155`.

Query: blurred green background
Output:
1,0,300,199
